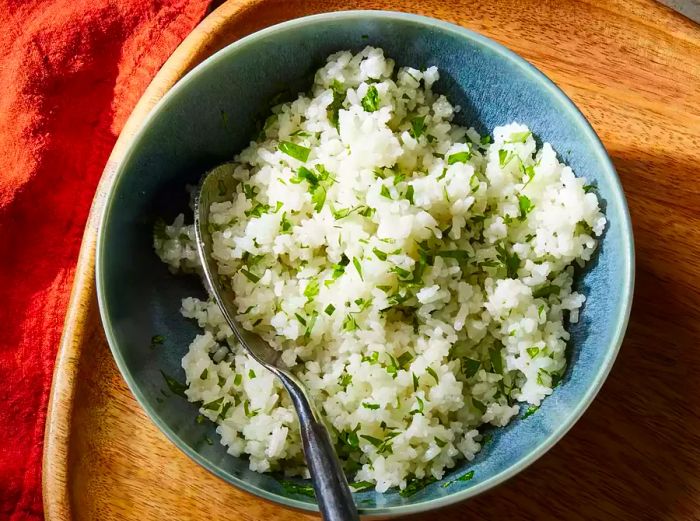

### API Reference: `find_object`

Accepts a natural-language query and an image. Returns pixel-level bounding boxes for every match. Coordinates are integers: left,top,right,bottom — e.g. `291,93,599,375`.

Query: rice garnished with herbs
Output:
155,47,605,493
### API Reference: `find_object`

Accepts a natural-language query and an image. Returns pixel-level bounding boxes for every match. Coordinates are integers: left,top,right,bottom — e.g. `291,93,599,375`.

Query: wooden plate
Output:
43,1,700,520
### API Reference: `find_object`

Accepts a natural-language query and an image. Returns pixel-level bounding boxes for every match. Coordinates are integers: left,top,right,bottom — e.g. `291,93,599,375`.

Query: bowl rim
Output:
96,9,635,517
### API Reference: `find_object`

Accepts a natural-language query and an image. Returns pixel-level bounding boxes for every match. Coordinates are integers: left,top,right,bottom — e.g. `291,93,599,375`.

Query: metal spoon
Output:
194,164,360,521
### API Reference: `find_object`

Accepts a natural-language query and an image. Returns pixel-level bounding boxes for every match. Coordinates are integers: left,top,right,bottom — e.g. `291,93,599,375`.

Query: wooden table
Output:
43,0,700,519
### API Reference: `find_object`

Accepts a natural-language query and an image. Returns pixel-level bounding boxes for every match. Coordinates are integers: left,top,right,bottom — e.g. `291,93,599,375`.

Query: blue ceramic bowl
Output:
96,11,634,517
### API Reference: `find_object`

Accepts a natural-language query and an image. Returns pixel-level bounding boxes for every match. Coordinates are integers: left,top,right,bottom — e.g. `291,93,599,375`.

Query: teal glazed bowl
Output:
96,11,634,517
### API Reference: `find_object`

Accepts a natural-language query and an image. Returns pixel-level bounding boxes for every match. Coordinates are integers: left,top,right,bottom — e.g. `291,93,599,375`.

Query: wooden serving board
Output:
42,0,700,519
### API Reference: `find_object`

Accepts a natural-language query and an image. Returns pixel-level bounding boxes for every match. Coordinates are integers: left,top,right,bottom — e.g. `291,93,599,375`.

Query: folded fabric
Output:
0,0,210,518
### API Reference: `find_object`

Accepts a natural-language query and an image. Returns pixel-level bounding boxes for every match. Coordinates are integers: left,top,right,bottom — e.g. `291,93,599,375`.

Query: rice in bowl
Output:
155,47,605,493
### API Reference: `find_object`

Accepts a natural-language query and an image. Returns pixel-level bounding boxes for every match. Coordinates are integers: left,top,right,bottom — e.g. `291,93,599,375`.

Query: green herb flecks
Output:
362,402,380,410
442,470,475,488
489,347,504,374
203,397,224,411
240,269,260,284
495,243,520,278
352,257,363,280
324,304,336,316
518,194,534,220
527,347,540,358
447,149,471,164
280,480,316,498
405,184,415,204
462,358,481,378
400,475,437,497
361,85,380,112
160,371,188,398
304,278,319,299
507,130,531,143
409,115,426,138
426,366,439,383
472,398,487,414
522,405,540,418
498,149,515,167
532,284,560,298
410,396,425,415
350,481,375,492
278,141,311,162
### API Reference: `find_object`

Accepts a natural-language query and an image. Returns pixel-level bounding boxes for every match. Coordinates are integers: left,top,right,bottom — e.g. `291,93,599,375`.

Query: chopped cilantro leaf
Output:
447,150,471,164
304,278,319,299
507,130,531,143
324,304,336,316
463,358,480,378
400,476,437,497
405,184,414,204
527,347,540,358
518,194,534,220
472,398,487,414
410,115,426,138
380,185,392,199
362,402,380,410
203,397,224,411
280,480,315,498
278,141,310,162
523,405,540,418
248,369,256,379
361,85,380,112
498,149,515,167
373,247,388,261
160,371,188,398
350,481,374,492
532,284,560,298
240,269,260,283
352,257,363,280
489,347,504,374
426,367,439,383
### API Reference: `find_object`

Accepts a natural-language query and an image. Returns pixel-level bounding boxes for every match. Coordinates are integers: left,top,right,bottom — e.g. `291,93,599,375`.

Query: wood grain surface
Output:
42,0,700,519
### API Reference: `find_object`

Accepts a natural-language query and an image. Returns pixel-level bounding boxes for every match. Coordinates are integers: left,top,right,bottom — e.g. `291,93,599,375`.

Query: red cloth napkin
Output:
0,0,210,518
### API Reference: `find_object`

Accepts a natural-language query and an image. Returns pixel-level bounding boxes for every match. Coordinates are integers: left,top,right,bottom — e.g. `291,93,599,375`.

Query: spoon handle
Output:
277,371,360,521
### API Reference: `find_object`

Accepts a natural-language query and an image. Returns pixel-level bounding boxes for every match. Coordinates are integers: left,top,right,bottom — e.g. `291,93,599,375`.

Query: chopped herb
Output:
343,314,358,332
426,367,439,383
219,401,233,420
518,194,534,220
538,304,546,317
240,269,260,283
472,398,487,414
243,400,258,417
480,135,492,145
339,372,352,389
234,374,242,386
362,352,379,364
495,243,520,278
362,402,380,410
527,347,540,358
532,285,560,298
245,202,271,218
400,476,437,497
380,185,392,199
537,368,550,386
248,369,256,379
405,184,415,204
410,396,424,415
295,313,307,326
436,250,469,260
293,166,319,185
507,130,531,143
151,334,165,346
463,358,481,378
489,347,504,374
442,470,475,487
199,368,208,380
160,371,188,398
435,437,447,448
393,172,406,186
218,375,226,387
397,352,413,367
498,149,515,167
304,310,318,338
409,115,426,138
523,405,540,418
350,481,374,492
361,85,380,112
280,212,292,233
195,414,205,424
327,80,345,128
520,162,536,187
583,184,596,193
203,397,224,411
361,434,383,447
311,185,326,212
324,304,336,316
304,278,319,299
352,257,363,280
412,372,419,391
280,480,315,498
242,183,258,199
278,141,311,162
447,150,471,164
372,247,388,261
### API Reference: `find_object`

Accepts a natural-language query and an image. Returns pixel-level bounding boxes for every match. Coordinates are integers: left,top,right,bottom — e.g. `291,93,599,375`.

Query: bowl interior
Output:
97,11,633,516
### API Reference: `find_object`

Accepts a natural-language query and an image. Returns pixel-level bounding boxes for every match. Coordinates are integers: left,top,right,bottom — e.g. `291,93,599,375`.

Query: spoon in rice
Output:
195,164,360,521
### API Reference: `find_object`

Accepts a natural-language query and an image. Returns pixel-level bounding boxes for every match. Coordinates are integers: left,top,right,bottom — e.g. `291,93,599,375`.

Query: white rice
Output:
154,47,605,492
